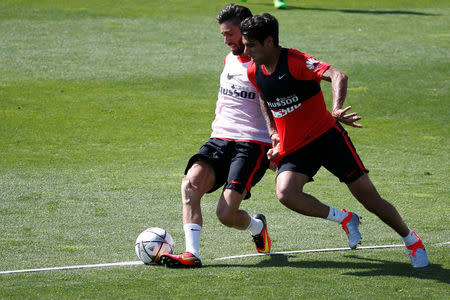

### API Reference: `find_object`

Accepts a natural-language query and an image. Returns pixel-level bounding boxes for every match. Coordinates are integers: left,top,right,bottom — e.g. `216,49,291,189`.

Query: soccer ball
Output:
135,227,175,264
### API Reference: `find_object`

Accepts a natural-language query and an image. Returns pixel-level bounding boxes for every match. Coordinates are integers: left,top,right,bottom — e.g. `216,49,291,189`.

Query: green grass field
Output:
1,0,449,298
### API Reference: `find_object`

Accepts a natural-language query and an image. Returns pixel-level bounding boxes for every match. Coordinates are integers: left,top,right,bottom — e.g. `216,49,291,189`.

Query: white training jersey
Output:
211,53,271,144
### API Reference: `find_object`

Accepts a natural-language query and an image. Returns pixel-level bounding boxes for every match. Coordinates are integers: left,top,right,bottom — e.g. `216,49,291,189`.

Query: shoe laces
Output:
340,209,353,234
252,230,265,249
406,239,424,257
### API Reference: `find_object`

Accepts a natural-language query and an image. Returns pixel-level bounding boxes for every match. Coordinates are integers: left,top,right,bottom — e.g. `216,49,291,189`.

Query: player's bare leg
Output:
160,161,215,268
276,171,330,217
216,189,249,229
346,174,409,236
216,188,271,253
276,171,362,248
182,161,215,226
347,173,428,267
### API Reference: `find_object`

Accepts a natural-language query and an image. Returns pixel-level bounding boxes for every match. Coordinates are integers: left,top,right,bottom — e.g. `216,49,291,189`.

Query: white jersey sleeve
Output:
211,53,271,144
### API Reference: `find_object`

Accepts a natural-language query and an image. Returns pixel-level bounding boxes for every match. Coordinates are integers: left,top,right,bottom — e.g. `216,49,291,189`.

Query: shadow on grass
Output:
211,254,449,284
256,3,439,16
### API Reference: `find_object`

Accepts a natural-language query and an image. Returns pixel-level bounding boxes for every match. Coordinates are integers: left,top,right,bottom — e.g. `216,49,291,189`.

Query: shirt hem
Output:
210,136,271,146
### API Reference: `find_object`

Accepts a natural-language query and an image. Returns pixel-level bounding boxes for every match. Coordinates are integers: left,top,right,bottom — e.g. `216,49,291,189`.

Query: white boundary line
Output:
214,244,405,261
436,241,450,246
1,242,448,274
0,261,143,275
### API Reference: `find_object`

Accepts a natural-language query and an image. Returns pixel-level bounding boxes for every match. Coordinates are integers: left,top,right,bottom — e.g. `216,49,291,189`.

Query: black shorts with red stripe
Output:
186,138,270,199
277,122,369,183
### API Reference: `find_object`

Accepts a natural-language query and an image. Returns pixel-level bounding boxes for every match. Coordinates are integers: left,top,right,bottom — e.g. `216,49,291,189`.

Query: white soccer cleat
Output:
406,232,429,268
340,210,362,249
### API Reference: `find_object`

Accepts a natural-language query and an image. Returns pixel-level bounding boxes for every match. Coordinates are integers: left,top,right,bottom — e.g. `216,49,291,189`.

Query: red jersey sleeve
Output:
287,48,330,82
246,61,261,94
224,52,231,65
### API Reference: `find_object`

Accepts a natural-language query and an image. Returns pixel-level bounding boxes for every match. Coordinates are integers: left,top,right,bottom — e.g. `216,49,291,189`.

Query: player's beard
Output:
231,41,245,56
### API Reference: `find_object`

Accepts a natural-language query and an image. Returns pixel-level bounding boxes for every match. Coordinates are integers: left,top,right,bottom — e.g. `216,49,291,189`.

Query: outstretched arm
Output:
322,66,362,128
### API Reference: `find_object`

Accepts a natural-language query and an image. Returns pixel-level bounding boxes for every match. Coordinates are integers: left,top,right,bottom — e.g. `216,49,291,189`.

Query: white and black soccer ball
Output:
135,227,175,264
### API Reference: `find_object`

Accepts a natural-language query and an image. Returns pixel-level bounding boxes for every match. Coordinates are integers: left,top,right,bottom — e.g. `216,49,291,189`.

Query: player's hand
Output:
267,132,280,160
267,147,279,160
332,106,363,128
270,132,280,147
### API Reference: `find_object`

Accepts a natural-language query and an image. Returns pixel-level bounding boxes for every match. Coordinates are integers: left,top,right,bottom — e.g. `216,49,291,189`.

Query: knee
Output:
216,208,234,227
181,176,197,191
276,184,295,206
181,177,202,205
182,163,215,203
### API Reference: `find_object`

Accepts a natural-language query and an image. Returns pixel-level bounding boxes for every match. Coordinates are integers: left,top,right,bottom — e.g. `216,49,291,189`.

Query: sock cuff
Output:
247,216,263,235
402,229,420,246
326,207,348,223
183,223,202,259
184,223,202,232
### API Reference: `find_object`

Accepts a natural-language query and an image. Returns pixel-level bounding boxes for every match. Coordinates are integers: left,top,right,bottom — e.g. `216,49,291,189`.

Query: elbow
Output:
326,66,348,84
335,71,348,89
338,72,348,85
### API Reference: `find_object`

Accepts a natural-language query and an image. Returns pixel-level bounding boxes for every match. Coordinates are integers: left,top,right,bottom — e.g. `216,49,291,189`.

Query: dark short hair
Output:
240,13,279,46
217,4,253,25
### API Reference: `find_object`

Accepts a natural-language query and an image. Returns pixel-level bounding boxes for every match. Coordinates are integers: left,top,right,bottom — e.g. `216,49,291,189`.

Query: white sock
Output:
401,229,419,246
326,207,349,223
183,223,202,259
246,216,263,235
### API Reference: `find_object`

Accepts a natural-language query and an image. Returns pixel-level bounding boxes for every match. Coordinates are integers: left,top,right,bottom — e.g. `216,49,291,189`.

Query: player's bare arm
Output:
259,95,280,159
259,94,276,136
322,66,362,128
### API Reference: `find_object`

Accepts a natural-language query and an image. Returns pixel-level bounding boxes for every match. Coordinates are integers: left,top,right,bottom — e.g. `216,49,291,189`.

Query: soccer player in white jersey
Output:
159,4,272,268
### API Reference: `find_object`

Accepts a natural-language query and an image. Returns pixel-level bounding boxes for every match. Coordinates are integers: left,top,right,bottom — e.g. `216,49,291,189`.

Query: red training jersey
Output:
247,48,336,162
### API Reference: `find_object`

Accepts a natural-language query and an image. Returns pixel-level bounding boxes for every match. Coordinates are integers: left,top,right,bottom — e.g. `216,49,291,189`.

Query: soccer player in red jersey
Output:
240,13,428,268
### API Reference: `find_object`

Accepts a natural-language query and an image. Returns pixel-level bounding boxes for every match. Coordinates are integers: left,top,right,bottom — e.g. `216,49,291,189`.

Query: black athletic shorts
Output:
185,138,270,199
277,122,369,184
